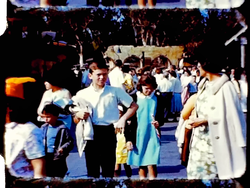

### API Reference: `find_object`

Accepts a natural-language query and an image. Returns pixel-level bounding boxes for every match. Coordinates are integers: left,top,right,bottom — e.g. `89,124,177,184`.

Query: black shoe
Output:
114,170,120,177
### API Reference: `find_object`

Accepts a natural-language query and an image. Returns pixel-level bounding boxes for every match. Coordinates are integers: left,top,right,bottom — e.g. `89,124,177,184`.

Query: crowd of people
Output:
4,39,247,183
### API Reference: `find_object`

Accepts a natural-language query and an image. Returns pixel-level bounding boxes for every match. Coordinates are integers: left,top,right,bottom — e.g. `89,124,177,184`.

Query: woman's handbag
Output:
180,127,193,167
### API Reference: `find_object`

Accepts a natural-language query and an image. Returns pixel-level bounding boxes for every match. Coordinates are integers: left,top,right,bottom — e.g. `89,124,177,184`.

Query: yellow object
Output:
5,77,36,99
124,73,134,92
116,132,128,164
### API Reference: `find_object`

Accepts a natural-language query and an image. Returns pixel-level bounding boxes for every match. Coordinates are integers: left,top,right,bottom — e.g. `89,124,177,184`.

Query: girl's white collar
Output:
136,90,155,99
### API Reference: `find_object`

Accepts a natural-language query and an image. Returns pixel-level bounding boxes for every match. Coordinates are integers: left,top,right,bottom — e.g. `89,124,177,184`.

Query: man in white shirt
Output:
157,75,173,121
191,66,197,76
157,76,172,94
108,59,125,90
74,58,138,178
154,67,164,86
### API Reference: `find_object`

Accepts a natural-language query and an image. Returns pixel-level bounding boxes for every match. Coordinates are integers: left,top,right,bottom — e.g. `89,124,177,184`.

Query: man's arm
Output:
59,129,74,154
30,157,46,178
115,102,138,129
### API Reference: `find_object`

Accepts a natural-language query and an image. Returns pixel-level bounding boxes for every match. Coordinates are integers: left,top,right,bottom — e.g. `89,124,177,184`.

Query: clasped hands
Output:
187,117,208,129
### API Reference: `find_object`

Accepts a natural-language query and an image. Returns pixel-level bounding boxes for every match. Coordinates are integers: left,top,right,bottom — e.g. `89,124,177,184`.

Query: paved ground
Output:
65,112,247,180
11,0,186,8
65,119,187,180
68,0,186,8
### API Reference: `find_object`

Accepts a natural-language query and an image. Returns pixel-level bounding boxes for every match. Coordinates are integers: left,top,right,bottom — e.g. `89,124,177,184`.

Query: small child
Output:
40,104,74,178
114,105,132,178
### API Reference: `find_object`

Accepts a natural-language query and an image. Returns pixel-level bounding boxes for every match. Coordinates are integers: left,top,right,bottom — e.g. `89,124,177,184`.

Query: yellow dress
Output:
123,73,134,93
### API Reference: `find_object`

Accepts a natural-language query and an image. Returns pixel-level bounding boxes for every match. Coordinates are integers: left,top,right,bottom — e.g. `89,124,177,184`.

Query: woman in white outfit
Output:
37,72,72,129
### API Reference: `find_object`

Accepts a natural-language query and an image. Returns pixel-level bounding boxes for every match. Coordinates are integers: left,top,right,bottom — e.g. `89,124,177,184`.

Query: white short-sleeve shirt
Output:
76,84,133,125
37,88,72,122
5,122,45,178
108,67,125,90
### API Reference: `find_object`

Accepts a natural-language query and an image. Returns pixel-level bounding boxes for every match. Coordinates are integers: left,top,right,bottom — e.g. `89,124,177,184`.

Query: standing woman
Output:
187,41,246,180
37,69,72,129
127,74,164,180
169,70,183,122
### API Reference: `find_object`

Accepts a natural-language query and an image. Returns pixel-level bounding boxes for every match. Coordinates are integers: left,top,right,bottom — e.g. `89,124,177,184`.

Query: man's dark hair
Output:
89,57,108,74
114,59,123,67
122,65,130,73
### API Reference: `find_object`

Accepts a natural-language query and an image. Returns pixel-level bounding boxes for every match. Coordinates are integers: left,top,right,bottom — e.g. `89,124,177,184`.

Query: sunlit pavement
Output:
67,0,186,8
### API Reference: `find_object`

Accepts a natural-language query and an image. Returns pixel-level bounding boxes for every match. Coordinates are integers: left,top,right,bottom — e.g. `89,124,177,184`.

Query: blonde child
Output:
114,105,132,178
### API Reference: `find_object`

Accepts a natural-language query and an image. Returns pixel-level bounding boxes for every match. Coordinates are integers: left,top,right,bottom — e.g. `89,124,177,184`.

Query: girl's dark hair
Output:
42,104,62,117
137,74,157,92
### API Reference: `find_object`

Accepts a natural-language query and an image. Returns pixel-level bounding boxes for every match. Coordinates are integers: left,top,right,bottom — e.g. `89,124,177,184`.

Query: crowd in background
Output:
81,57,248,116
2,2,248,187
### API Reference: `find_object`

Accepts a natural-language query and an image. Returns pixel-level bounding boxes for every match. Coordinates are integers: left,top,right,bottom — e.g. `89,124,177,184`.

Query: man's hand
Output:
73,116,80,124
115,127,123,134
115,117,126,129
126,141,133,151
75,110,90,120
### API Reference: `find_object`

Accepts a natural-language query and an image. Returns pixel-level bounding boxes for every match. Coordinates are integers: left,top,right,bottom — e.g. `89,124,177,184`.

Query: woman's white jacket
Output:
196,74,246,179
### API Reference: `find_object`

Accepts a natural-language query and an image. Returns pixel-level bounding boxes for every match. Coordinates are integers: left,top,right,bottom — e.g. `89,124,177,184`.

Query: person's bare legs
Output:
148,0,156,8
139,166,147,179
114,164,121,177
148,165,157,180
138,0,146,8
